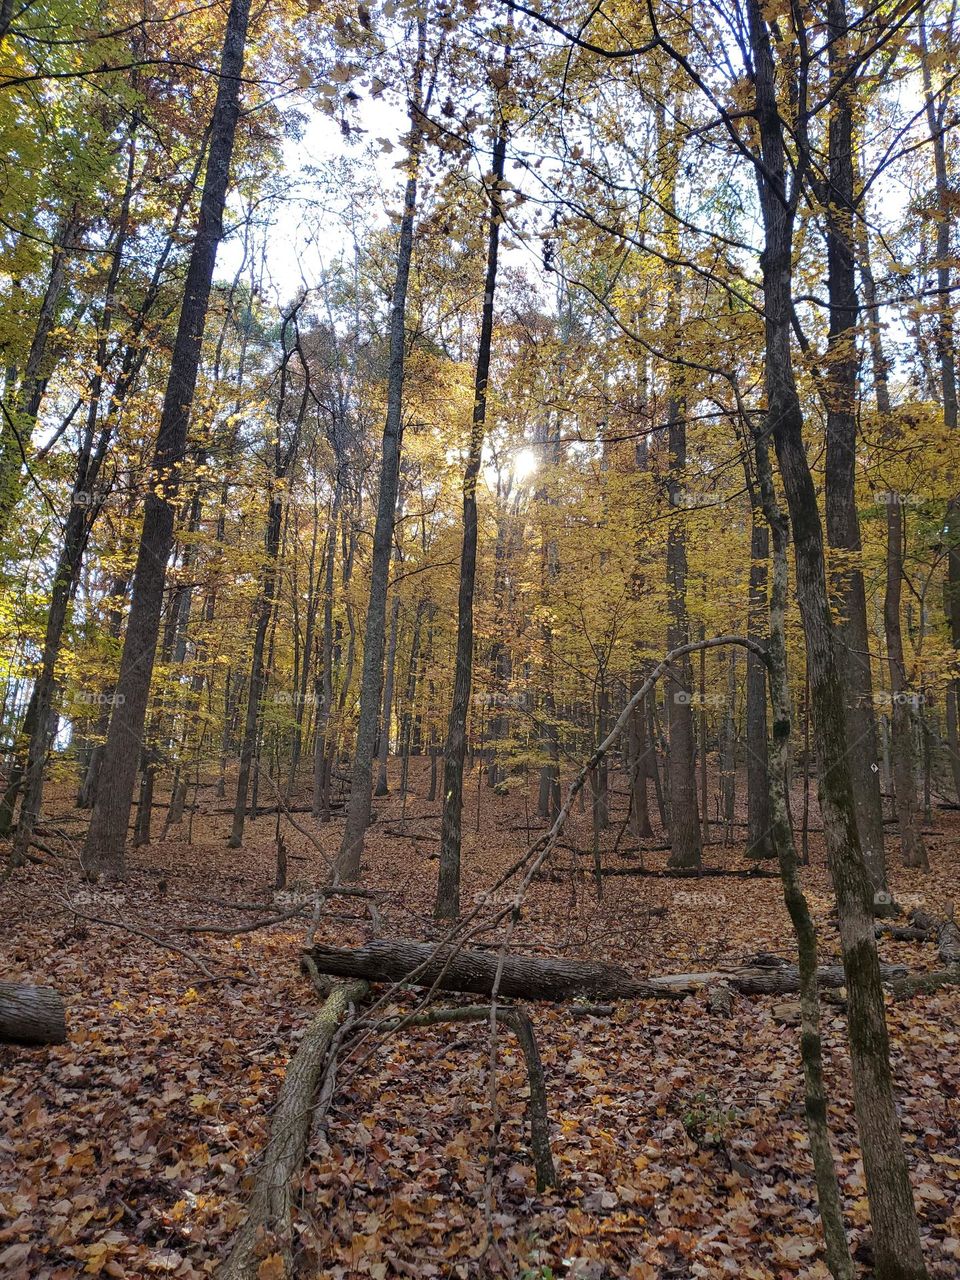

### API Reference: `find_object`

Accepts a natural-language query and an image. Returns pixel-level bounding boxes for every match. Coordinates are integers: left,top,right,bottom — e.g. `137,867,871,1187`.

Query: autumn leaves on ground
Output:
1,767,958,1280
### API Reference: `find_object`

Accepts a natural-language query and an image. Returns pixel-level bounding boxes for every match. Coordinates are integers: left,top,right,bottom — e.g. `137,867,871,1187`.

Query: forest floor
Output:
1,762,959,1280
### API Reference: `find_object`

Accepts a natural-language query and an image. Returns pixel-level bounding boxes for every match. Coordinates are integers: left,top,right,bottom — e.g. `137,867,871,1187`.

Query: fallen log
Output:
890,968,960,1000
215,979,368,1280
304,939,910,1002
307,938,658,1001
876,909,960,956
0,982,67,1046
649,963,908,996
875,923,937,943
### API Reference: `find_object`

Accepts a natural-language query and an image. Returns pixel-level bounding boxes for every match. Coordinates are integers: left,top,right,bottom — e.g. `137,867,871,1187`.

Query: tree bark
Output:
747,3,928,1275
753,424,854,1280
81,0,252,878
745,514,774,858
338,22,427,879
215,980,368,1280
661,103,701,870
436,103,508,918
304,938,907,1002
0,983,66,1046
375,595,401,798
919,14,960,803
858,177,928,870
823,0,886,895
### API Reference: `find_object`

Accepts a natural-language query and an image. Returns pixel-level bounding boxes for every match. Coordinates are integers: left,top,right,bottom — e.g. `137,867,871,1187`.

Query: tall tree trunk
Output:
81,0,252,878
626,696,653,838
229,492,282,847
375,595,401,797
745,513,774,857
436,93,508,919
753,427,854,1280
11,139,138,864
883,496,928,870
230,310,305,847
665,398,701,868
918,14,960,802
338,20,427,880
660,103,700,870
859,218,928,870
312,487,343,820
747,4,928,1274
398,598,426,798
0,207,81,538
823,0,886,895
720,649,737,843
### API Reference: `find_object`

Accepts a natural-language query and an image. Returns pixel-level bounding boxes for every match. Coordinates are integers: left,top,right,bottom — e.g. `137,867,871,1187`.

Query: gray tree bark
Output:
81,0,252,878
337,21,427,879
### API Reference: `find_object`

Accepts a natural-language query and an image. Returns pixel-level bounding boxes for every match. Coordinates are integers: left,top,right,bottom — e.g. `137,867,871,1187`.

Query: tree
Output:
436,56,510,919
743,1,928,1272
82,0,253,878
337,16,430,880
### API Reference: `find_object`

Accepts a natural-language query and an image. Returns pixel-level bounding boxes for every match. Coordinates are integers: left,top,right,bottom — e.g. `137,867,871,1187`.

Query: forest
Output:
1,0,960,1276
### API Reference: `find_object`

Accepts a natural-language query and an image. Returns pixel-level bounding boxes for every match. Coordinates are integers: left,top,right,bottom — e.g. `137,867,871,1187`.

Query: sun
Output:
513,448,538,482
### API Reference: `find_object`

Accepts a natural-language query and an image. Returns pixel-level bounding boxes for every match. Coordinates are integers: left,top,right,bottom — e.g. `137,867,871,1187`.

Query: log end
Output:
0,983,67,1046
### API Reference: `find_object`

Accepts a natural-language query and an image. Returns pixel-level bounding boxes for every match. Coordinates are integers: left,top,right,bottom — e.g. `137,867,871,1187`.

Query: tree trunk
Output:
665,422,701,869
338,24,426,880
720,650,737,842
81,0,252,879
747,3,928,1275
375,595,401,798
231,317,305,846
919,16,960,803
627,698,654,838
859,183,928,870
436,104,507,918
399,598,426,798
661,105,700,870
745,514,774,858
753,426,854,1280
823,0,886,896
231,477,290,843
